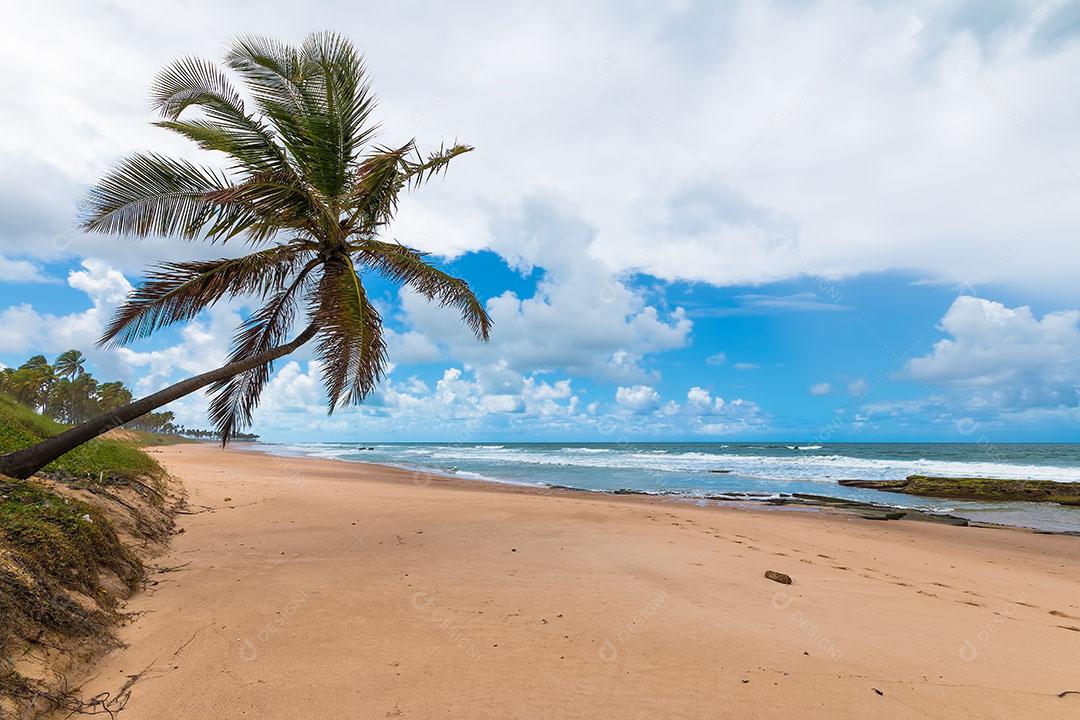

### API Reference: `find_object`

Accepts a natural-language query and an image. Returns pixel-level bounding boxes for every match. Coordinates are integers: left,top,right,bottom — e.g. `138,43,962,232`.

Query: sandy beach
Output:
70,444,1080,719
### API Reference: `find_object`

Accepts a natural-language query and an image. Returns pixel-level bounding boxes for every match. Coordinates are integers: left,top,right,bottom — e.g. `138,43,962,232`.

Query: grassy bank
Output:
0,393,179,717
839,475,1080,506
0,393,166,481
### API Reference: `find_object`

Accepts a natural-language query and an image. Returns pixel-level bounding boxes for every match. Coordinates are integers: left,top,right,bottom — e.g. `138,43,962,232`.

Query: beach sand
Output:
70,444,1080,719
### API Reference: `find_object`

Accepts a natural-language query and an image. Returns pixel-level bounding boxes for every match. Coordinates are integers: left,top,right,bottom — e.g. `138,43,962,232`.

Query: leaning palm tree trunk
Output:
0,325,316,479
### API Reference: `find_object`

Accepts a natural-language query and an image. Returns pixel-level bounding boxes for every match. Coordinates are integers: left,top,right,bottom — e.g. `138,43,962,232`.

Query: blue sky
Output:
2,1,1080,442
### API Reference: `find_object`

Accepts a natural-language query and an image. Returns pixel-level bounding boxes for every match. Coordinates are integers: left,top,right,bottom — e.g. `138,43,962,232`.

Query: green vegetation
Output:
0,480,140,597
838,475,1080,506
0,393,172,715
0,393,161,481
0,350,179,433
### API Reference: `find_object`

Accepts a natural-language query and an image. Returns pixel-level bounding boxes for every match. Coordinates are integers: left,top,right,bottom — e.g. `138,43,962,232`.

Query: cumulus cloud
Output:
905,295,1080,410
254,362,586,438
810,382,832,396
615,385,661,413
0,259,131,355
687,386,714,411
607,385,768,435
395,200,692,383
680,387,767,434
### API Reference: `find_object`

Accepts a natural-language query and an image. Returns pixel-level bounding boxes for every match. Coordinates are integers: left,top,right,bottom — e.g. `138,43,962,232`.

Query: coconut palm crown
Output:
82,32,490,442
54,349,86,381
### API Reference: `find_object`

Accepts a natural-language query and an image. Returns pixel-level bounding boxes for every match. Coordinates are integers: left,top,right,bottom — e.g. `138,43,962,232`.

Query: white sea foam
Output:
277,443,1080,484
381,446,1080,483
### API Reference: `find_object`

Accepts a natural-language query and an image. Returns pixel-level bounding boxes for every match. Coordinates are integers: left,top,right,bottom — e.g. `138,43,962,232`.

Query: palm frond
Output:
81,153,240,238
354,240,491,340
225,36,328,185
302,32,379,188
99,246,312,347
200,169,323,242
227,33,379,200
151,56,245,118
402,143,474,188
208,259,319,441
152,55,336,219
224,35,309,112
310,257,387,410
343,143,413,229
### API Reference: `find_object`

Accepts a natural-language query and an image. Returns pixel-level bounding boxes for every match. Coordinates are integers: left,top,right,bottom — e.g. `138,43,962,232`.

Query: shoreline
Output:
67,444,1080,719
240,443,1080,535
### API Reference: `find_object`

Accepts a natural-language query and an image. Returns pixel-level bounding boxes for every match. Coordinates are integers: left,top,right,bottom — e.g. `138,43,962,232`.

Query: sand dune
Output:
70,444,1080,719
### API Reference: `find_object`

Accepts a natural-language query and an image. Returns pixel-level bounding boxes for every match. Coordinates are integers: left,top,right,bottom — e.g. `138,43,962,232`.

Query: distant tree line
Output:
0,350,257,440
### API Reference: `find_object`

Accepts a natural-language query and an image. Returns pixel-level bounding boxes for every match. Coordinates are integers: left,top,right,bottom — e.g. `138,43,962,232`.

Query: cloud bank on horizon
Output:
0,0,1079,441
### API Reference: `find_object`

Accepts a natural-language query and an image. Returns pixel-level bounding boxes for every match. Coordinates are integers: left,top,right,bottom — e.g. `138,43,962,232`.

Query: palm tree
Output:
0,32,489,479
96,382,134,412
54,349,86,381
8,356,55,412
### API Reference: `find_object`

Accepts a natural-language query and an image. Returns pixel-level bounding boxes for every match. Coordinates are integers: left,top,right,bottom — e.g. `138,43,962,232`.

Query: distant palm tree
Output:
8,355,55,412
0,32,489,479
96,382,133,412
54,349,86,380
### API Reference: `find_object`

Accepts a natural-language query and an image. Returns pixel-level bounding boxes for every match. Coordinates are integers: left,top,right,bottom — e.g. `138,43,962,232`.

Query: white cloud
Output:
695,397,767,435
615,385,661,413
254,362,587,438
3,2,1080,298
905,295,1080,410
687,386,713,411
385,328,441,364
395,201,692,384
0,259,131,355
733,362,759,371
810,382,832,396
705,352,726,366
0,256,51,283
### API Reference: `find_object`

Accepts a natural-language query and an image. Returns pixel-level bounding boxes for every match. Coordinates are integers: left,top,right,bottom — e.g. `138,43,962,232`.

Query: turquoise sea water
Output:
255,442,1080,533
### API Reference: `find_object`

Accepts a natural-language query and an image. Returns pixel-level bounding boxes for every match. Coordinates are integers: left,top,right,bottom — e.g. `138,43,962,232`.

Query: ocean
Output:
255,442,1080,533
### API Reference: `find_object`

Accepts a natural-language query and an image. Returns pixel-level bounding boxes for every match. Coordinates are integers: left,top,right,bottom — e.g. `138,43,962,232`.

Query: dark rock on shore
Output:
859,511,907,521
839,476,1080,507
764,570,792,584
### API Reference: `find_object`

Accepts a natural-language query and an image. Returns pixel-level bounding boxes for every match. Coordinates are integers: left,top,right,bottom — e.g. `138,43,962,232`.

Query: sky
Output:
1,0,1080,443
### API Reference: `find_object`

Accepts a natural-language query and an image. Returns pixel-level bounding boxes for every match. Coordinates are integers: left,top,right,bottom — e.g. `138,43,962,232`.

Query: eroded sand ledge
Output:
69,444,1080,719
